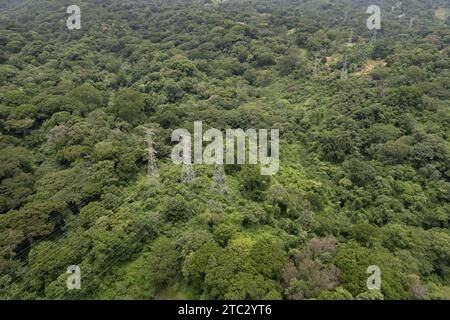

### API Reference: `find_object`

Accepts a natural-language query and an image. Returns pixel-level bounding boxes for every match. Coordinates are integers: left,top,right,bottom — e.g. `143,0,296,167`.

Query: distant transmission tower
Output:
144,128,158,178
180,135,194,182
343,10,348,24
212,164,229,194
181,163,195,182
340,60,348,80
313,53,320,78
212,0,227,5
371,29,378,44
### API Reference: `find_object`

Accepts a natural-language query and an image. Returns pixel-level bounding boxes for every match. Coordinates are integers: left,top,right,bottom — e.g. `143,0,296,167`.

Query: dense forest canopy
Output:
0,0,449,300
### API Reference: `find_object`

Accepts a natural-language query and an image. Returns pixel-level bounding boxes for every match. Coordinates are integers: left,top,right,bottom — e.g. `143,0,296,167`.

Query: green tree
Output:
110,89,145,126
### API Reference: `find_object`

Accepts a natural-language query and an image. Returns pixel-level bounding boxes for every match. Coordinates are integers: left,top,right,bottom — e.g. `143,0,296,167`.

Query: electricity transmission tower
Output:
144,128,158,178
371,29,378,44
181,163,195,182
212,164,229,193
313,52,320,78
340,60,348,80
339,31,353,81
179,134,195,182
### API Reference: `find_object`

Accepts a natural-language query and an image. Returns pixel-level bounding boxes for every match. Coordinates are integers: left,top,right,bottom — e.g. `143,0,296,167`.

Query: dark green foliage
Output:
238,165,271,201
0,0,449,301
110,89,145,125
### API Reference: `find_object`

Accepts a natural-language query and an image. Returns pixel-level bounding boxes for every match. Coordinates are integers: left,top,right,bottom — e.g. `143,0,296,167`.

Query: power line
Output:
0,212,85,282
